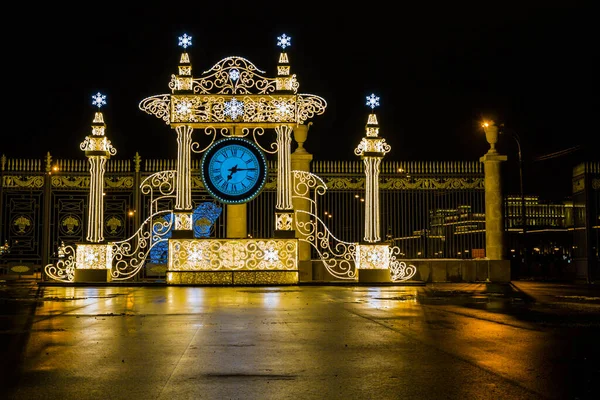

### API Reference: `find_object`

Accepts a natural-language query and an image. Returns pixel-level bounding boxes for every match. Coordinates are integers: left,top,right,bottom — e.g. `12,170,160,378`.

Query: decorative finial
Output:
366,93,380,110
178,33,192,49
277,34,291,50
92,92,106,109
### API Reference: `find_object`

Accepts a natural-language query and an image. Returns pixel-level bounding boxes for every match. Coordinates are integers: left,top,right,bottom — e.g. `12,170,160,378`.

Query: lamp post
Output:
500,125,527,272
501,126,526,236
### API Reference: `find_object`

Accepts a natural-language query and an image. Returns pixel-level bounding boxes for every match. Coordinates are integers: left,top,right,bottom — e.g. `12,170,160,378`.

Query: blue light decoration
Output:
366,93,380,109
178,33,192,49
92,92,106,108
148,202,222,264
277,34,291,49
193,202,222,237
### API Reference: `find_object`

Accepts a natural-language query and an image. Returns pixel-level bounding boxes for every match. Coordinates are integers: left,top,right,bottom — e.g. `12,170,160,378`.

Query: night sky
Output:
6,2,594,201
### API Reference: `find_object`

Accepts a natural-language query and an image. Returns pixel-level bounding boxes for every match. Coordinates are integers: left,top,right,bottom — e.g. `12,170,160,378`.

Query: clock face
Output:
201,137,268,204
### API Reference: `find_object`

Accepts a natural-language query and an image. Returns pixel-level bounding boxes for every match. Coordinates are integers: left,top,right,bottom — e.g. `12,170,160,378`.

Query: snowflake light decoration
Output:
229,69,240,81
277,34,291,49
84,251,99,264
367,250,381,263
224,98,245,120
188,249,203,261
92,92,106,108
366,94,380,109
176,101,193,115
264,248,279,262
178,33,192,49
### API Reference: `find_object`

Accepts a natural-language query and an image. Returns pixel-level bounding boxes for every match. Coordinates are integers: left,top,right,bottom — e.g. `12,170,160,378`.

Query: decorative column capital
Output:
479,153,507,163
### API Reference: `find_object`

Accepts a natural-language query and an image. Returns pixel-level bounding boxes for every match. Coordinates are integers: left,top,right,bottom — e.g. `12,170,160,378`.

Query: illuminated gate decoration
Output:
43,34,417,285
136,33,326,284
74,93,117,282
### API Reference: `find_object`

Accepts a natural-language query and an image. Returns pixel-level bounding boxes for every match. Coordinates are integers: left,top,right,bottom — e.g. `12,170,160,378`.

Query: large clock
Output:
201,137,268,204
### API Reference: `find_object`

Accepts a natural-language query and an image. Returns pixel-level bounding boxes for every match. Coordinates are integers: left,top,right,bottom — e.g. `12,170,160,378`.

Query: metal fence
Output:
0,154,491,268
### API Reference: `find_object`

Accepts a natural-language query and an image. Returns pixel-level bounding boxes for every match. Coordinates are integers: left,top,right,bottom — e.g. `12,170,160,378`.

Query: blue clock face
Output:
201,137,268,204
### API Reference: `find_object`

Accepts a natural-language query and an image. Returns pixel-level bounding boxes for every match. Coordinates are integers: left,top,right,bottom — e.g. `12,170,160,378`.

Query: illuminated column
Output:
481,121,507,260
354,94,390,243
175,125,193,212
80,93,116,243
291,124,313,279
275,124,293,210
274,33,296,238
354,95,392,282
172,34,194,237
75,92,116,282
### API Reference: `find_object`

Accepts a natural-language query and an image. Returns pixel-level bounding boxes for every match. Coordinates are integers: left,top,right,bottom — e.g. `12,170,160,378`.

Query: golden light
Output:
482,121,489,128
128,210,135,217
52,165,59,172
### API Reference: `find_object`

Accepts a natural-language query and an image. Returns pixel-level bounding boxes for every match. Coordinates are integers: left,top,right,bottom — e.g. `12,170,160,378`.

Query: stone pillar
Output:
227,204,247,239
291,124,313,280
481,121,507,260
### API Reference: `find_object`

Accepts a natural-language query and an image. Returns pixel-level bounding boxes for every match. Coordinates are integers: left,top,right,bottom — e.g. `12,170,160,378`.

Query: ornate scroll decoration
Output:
111,210,174,280
325,177,364,190
389,246,417,282
140,58,325,125
190,127,220,154
292,171,357,279
139,94,171,125
381,177,485,190
248,127,278,154
194,57,279,95
321,177,485,191
295,210,357,280
275,213,294,230
354,138,391,156
1,175,44,188
292,170,327,214
140,170,176,215
44,242,76,282
169,239,297,270
297,94,328,122
51,176,89,189
592,178,600,190
105,177,134,189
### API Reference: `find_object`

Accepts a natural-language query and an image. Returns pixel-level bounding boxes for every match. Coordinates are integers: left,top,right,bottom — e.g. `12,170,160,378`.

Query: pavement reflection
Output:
0,282,598,400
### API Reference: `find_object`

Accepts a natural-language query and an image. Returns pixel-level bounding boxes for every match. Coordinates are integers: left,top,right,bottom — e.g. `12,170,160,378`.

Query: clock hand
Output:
233,168,258,171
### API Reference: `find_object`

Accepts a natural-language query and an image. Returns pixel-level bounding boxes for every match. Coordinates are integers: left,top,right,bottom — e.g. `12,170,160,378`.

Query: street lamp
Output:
499,125,526,240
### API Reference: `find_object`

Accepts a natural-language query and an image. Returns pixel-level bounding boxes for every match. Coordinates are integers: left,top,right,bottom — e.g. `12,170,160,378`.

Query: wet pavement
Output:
0,280,599,399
